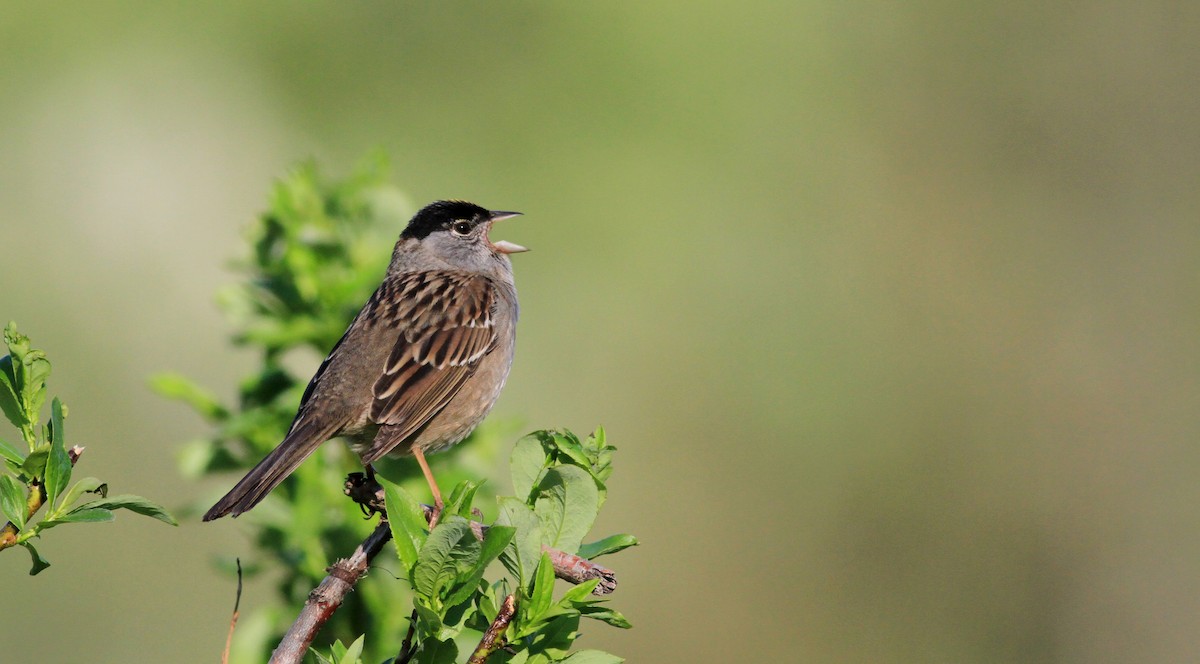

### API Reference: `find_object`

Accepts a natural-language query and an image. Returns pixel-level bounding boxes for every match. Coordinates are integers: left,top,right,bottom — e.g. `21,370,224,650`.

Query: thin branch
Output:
222,558,244,664
270,521,393,664
345,473,618,595
0,446,84,552
395,609,418,664
467,594,517,664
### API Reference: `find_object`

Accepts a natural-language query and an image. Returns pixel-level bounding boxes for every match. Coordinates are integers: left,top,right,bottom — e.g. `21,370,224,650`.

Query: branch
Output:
270,521,393,664
467,594,517,664
222,558,244,664
345,473,618,595
0,446,84,552
395,609,419,664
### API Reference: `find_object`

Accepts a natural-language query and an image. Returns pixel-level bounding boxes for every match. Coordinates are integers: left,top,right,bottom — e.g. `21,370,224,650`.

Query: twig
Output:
0,446,85,552
345,473,618,594
270,521,393,664
395,609,418,664
467,594,517,664
221,558,244,664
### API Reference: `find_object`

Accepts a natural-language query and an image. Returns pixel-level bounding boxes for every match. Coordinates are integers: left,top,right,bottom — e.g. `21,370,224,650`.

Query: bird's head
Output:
396,200,526,273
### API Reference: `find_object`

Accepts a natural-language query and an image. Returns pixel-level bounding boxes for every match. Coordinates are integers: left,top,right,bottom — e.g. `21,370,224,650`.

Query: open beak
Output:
488,210,528,254
489,210,522,222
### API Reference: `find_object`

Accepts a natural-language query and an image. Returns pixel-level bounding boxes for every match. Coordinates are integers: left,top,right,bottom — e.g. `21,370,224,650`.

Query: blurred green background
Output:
2,2,1198,662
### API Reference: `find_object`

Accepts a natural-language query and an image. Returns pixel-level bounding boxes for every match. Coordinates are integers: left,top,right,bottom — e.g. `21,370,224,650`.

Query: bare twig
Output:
0,446,85,552
345,473,618,594
270,521,393,664
222,558,244,664
467,594,517,664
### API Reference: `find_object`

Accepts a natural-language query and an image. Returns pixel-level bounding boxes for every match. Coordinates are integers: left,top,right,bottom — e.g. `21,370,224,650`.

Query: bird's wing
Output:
291,317,357,426
360,271,498,461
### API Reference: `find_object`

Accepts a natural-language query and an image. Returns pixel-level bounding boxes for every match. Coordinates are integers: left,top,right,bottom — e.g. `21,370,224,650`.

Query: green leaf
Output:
586,426,606,451
0,355,23,430
50,396,66,444
585,426,612,457
578,605,633,629
0,474,26,529
413,519,477,601
581,427,615,497
22,542,50,575
309,650,335,664
497,652,530,664
511,433,548,503
498,497,543,586
149,373,229,421
19,353,51,429
53,507,117,524
533,465,599,554
549,431,592,471
530,603,584,629
414,600,444,635
21,446,48,479
559,650,624,664
340,634,364,664
446,478,482,518
67,494,177,526
525,614,581,660
52,477,106,517
479,525,516,570
444,524,514,607
555,579,601,607
577,534,639,560
381,476,428,572
3,322,27,358
44,398,71,510
435,599,473,641
413,636,458,664
0,437,23,466
474,579,503,625
528,552,556,621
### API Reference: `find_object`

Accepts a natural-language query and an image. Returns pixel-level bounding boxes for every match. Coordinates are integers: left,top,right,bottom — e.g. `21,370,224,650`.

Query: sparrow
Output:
203,200,525,522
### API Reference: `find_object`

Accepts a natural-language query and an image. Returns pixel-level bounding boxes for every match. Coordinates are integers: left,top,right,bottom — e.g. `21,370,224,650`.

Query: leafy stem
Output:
0,446,82,552
0,323,177,574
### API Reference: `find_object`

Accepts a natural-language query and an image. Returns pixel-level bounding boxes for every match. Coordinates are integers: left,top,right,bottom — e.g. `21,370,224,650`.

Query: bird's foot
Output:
344,470,384,518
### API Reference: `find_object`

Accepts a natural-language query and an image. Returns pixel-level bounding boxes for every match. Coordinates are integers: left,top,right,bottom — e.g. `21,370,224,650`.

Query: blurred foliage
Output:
0,323,175,574
155,158,632,662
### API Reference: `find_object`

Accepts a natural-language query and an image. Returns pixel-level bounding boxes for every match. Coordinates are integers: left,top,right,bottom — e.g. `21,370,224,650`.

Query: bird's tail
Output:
202,419,340,521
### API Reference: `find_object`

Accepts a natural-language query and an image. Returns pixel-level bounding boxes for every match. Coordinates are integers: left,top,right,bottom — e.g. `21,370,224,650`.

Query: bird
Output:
203,200,526,522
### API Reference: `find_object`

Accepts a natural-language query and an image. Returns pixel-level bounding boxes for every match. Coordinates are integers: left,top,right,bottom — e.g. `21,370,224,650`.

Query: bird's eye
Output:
451,221,473,236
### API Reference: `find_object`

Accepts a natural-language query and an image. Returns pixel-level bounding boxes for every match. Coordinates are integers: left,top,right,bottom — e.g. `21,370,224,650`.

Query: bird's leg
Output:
412,447,445,529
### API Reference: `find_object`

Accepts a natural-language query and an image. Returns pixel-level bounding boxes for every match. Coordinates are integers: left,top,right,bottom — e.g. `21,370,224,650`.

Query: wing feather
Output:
361,271,497,460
